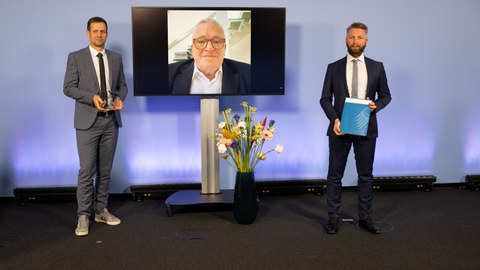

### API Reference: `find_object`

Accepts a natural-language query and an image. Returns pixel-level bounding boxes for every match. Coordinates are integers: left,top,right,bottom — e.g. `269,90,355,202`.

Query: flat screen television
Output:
131,7,286,96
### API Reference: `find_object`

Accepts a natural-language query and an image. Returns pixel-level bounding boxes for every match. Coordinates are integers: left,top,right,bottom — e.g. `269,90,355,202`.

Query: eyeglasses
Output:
193,38,226,50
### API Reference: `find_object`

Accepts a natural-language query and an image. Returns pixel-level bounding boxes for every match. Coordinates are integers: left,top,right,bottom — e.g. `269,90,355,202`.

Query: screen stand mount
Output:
200,96,220,194
164,96,234,216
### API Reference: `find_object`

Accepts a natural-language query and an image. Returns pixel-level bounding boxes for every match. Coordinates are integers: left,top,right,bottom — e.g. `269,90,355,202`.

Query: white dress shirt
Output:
89,46,113,108
346,53,368,99
189,64,223,95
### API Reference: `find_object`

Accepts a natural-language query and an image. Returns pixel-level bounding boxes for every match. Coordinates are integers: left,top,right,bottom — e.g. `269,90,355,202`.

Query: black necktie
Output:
351,59,358,99
97,53,107,103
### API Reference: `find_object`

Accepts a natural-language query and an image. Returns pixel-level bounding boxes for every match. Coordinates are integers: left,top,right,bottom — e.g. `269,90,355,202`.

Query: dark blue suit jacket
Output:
320,56,392,138
168,58,251,95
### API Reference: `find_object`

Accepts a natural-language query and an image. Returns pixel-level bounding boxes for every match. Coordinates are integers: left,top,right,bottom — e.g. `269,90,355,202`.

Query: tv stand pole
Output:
200,96,220,194
165,96,234,216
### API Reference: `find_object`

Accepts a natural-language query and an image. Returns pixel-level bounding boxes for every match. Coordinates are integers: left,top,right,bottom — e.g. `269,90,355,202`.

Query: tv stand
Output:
165,96,234,216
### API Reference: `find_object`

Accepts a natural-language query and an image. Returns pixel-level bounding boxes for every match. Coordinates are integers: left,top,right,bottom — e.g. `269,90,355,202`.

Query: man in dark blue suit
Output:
320,22,392,234
168,18,250,95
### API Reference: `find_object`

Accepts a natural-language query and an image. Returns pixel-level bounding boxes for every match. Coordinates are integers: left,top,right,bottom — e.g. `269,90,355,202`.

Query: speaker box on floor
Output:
130,183,201,201
466,175,480,191
13,186,77,204
256,179,326,195
373,175,436,191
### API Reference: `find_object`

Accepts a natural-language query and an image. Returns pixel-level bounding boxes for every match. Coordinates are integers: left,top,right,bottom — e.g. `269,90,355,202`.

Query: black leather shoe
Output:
325,217,339,234
358,218,380,234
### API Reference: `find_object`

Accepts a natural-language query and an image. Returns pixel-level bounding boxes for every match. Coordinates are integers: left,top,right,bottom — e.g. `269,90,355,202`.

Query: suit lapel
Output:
106,50,114,90
338,57,349,97
222,61,239,94
365,57,374,99
83,47,100,92
172,61,194,94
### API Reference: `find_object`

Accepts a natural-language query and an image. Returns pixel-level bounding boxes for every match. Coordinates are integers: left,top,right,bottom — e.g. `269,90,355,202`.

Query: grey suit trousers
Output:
76,114,118,217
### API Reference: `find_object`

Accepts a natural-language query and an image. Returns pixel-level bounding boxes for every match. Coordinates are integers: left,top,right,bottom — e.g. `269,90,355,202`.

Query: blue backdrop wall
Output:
1,0,479,197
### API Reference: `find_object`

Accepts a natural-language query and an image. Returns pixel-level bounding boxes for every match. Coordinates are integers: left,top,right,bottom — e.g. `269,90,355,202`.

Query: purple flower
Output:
269,120,275,127
234,114,240,122
231,141,239,148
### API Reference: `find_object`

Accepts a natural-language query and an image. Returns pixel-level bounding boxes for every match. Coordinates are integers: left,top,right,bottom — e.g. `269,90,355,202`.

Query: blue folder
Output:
340,98,371,136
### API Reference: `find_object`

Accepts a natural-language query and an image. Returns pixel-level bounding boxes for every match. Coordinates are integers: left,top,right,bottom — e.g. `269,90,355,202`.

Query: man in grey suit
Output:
320,22,392,234
64,17,128,237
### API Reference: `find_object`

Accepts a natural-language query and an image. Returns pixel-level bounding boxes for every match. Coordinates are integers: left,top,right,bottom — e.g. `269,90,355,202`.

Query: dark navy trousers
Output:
326,135,376,219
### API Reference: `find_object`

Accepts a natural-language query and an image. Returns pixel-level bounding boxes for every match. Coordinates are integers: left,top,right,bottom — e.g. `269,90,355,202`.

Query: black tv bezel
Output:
131,6,286,96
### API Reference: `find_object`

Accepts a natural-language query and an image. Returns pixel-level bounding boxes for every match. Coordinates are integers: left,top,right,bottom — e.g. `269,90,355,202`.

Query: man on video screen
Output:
168,18,251,95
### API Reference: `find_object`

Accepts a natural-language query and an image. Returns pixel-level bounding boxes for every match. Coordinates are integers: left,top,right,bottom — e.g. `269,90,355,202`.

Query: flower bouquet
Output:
215,102,283,224
215,102,284,172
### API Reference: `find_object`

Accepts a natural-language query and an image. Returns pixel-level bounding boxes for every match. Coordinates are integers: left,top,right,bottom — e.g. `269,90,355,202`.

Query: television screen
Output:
131,7,286,96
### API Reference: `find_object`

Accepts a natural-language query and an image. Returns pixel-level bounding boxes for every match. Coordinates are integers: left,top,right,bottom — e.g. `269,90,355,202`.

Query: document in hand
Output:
340,98,371,136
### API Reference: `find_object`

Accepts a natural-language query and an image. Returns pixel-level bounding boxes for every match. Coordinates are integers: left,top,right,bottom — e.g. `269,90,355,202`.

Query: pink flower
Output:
262,130,273,140
219,138,233,146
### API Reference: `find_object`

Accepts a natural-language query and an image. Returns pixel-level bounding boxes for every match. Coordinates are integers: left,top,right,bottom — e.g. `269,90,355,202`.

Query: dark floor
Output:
1,187,480,270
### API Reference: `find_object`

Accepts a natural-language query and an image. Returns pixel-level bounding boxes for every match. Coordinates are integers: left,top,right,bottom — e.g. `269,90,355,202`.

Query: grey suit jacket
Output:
320,56,392,138
64,47,128,129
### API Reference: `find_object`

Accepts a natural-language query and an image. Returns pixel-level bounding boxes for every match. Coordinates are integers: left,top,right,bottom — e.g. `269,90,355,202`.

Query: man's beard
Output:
347,45,366,58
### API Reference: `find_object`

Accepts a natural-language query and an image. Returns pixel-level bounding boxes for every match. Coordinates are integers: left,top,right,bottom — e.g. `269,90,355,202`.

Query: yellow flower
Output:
256,152,266,160
250,135,260,142
221,129,237,141
254,122,263,132
232,126,242,136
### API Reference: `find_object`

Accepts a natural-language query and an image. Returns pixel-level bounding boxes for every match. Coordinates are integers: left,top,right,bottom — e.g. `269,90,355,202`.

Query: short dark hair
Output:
87,17,108,32
347,22,368,34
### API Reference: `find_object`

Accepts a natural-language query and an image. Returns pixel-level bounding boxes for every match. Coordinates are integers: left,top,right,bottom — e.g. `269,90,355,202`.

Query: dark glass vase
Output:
233,171,257,224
